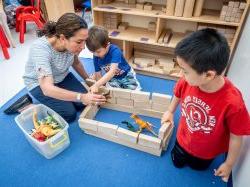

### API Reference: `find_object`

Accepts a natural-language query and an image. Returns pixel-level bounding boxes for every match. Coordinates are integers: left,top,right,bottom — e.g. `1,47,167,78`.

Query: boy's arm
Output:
214,133,242,182
161,95,180,124
90,71,102,81
72,56,89,80
91,63,118,93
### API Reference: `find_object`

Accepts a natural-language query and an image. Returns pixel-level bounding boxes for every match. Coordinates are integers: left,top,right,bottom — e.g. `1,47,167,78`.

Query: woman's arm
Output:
39,76,106,105
72,56,89,80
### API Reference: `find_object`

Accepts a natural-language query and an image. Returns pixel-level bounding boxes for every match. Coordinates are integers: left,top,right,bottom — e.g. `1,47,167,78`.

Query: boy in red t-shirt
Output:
161,28,250,182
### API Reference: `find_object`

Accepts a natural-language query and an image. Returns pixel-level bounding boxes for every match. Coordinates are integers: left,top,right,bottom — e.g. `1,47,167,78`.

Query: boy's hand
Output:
161,110,174,125
90,84,99,94
214,162,232,182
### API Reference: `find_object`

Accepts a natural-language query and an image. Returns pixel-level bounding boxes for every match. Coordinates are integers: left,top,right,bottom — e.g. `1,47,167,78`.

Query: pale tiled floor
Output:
0,22,92,107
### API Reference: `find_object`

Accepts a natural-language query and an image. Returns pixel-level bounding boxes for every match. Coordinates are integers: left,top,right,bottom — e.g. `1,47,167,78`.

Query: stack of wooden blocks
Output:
134,57,156,68
103,13,122,29
136,2,153,11
197,23,236,45
166,0,205,18
78,84,174,156
220,1,246,23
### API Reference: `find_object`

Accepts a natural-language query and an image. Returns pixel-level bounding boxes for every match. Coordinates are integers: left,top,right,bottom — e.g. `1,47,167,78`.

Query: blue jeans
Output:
30,73,87,123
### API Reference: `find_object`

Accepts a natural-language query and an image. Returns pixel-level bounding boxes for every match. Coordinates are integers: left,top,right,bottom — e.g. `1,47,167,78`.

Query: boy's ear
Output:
205,70,217,79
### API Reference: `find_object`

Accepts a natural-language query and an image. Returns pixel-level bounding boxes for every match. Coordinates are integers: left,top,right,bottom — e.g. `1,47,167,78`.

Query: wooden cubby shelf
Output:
92,0,250,80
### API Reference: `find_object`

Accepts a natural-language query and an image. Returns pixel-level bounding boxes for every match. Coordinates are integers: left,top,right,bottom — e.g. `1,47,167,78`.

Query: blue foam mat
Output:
0,58,228,187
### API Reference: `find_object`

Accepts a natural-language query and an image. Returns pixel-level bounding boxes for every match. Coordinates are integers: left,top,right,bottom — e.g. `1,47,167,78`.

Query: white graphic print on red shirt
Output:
181,96,216,134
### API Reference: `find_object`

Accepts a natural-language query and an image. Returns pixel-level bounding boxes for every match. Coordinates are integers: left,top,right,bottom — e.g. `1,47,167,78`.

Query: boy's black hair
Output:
175,28,230,75
86,26,110,52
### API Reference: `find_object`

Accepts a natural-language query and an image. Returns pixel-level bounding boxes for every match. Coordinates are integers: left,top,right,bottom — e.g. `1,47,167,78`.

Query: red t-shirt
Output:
174,77,250,159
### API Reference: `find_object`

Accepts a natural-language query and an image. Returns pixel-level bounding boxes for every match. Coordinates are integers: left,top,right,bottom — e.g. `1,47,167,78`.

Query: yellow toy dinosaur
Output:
33,111,61,138
130,114,158,137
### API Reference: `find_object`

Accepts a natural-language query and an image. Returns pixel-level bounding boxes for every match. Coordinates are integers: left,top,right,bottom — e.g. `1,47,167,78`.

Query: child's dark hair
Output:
175,28,230,75
86,26,110,52
37,13,88,39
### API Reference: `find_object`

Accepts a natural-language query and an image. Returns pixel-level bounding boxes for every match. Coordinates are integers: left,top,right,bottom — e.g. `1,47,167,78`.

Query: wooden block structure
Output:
220,1,246,23
103,13,122,30
136,3,144,9
79,87,174,156
166,0,176,16
197,23,236,45
174,0,185,17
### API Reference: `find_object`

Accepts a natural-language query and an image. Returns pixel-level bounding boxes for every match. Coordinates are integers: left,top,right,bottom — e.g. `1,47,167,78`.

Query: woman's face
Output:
64,28,88,55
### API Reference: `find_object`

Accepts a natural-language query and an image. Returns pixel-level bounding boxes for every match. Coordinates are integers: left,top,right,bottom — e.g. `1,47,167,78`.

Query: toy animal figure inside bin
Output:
15,104,70,159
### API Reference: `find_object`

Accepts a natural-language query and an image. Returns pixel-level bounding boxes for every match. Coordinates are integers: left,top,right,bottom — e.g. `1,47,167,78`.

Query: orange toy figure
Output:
130,114,158,137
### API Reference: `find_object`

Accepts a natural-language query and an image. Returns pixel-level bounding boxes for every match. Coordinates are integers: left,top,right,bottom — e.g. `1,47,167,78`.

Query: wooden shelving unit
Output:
91,0,250,80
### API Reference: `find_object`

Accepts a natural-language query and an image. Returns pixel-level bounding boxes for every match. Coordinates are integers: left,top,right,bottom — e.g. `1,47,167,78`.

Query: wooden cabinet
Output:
91,0,250,80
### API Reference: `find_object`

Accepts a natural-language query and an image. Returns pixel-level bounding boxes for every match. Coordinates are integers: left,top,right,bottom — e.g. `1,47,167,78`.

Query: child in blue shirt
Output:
86,26,141,93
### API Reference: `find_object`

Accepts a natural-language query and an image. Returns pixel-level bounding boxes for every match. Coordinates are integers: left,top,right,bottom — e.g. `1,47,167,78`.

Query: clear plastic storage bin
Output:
15,104,70,159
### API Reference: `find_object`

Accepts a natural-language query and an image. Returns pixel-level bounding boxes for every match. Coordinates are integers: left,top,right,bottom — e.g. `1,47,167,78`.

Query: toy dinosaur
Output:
130,114,158,137
32,111,61,140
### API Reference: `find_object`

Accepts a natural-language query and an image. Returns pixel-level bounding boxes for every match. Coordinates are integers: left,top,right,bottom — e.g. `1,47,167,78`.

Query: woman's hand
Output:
81,92,106,105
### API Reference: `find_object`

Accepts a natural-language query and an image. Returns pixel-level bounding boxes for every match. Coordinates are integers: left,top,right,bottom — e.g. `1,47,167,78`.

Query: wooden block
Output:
222,5,228,12
111,87,131,99
226,10,231,17
107,97,116,104
174,0,185,17
220,15,225,21
239,2,247,10
98,122,118,136
118,22,129,30
117,127,139,143
166,0,176,16
158,122,172,139
80,105,99,119
138,134,162,149
130,90,150,101
136,108,164,119
152,93,172,104
225,16,231,22
235,18,240,22
144,4,153,11
233,1,240,8
134,58,156,68
136,3,144,9
236,12,242,18
151,102,169,112
230,17,235,22
183,0,195,18
228,1,234,7
127,0,136,4
79,118,98,131
117,98,134,106
232,7,238,13
134,101,152,109
193,0,204,17
162,124,174,150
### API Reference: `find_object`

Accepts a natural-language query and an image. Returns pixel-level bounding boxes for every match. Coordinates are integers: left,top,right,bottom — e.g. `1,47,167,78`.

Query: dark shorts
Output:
171,140,214,170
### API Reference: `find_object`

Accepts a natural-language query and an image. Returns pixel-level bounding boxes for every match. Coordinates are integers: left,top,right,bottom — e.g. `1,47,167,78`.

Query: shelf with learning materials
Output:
91,0,250,80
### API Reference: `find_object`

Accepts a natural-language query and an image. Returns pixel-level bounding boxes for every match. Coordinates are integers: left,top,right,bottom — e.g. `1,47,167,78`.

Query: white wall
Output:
227,11,250,187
